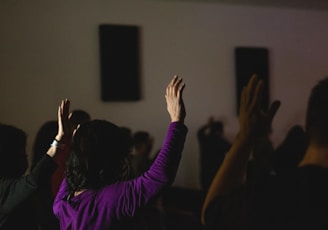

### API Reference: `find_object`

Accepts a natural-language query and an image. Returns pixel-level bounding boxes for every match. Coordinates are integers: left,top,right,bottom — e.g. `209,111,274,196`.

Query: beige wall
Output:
0,0,327,189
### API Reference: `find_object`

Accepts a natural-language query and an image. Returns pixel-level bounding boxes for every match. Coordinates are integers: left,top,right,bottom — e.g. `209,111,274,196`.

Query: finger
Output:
239,86,247,113
63,99,70,117
252,80,263,112
245,74,259,107
169,75,179,87
73,124,80,136
166,83,173,97
268,100,281,122
173,76,182,86
177,82,185,98
173,77,183,95
59,99,65,119
166,76,177,95
57,104,61,121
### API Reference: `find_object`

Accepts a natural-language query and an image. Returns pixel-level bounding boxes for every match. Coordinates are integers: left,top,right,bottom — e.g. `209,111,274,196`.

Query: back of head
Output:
69,110,91,129
285,125,306,144
66,120,132,192
273,125,307,173
210,121,223,135
0,124,28,177
306,77,328,147
133,131,152,152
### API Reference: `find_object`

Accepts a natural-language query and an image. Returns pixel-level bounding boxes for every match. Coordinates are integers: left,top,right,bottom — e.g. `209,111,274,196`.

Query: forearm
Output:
201,133,253,225
28,154,58,186
0,155,57,213
46,138,70,197
146,122,187,184
46,138,70,163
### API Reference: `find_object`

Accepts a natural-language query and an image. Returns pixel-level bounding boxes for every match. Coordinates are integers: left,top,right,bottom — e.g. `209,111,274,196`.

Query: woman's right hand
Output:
165,75,186,123
55,99,73,143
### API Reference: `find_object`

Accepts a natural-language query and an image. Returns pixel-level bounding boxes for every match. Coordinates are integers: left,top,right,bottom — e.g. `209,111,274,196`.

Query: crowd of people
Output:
0,73,327,230
201,75,328,230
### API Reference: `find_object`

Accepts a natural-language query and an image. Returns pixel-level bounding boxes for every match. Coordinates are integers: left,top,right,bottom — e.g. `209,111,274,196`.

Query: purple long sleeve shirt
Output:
53,122,187,230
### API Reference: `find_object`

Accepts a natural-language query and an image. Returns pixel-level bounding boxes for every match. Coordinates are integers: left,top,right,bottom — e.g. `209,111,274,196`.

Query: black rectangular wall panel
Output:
99,24,141,101
235,47,269,114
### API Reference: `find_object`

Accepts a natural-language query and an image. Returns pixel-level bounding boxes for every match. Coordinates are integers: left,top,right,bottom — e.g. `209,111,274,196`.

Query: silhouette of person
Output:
202,75,328,230
31,120,60,230
0,99,72,230
198,118,231,191
272,125,307,175
201,75,281,229
129,131,154,178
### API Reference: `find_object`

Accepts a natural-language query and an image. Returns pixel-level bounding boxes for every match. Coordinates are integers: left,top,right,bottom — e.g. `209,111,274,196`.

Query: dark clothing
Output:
204,165,328,230
34,183,60,230
198,131,231,190
0,155,57,230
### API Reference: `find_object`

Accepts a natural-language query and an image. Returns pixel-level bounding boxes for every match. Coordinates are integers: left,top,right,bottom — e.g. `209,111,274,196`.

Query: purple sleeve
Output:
112,122,188,218
146,122,187,184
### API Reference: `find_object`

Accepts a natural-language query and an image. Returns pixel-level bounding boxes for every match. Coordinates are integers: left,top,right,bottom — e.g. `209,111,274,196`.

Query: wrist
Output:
55,134,71,145
55,134,64,142
171,118,184,123
235,132,255,144
50,139,66,150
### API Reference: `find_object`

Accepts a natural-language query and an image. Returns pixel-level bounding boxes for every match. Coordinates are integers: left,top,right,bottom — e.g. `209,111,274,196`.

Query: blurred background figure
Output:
0,99,70,230
129,131,154,178
198,117,231,191
69,109,91,130
31,120,60,230
272,125,307,175
128,130,163,230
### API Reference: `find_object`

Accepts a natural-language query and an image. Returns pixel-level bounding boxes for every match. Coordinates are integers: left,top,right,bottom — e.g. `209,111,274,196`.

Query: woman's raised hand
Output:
165,75,186,123
55,99,73,143
238,75,280,139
